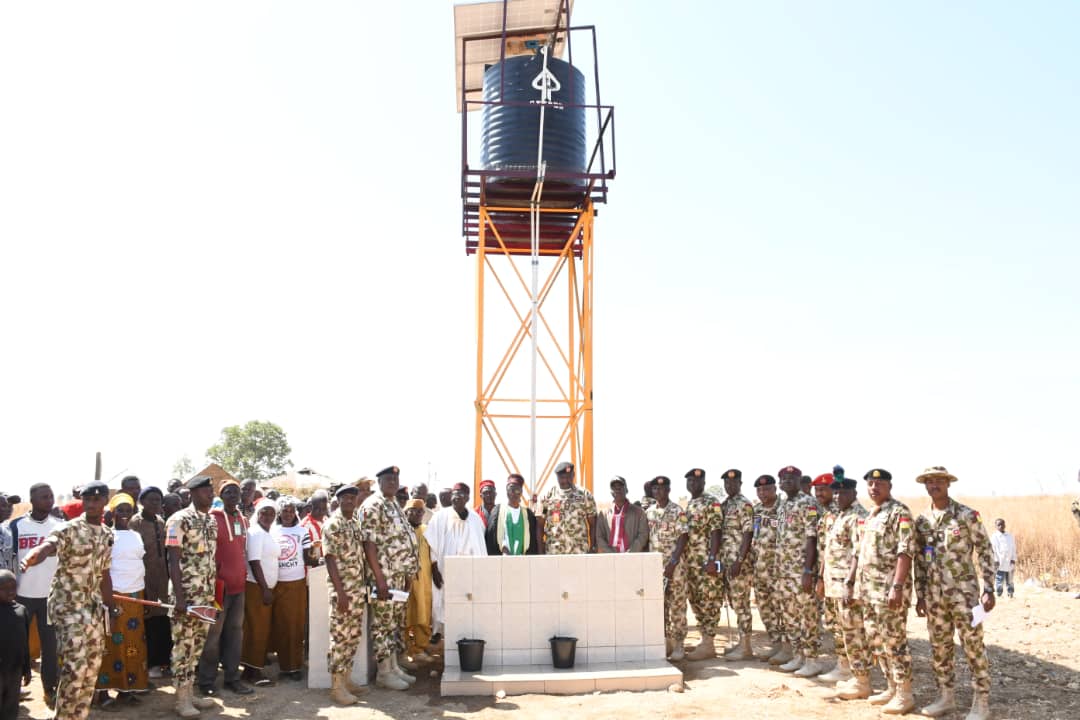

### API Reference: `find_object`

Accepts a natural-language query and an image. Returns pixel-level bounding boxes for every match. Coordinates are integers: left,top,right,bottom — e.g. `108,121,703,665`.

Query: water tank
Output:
481,53,586,181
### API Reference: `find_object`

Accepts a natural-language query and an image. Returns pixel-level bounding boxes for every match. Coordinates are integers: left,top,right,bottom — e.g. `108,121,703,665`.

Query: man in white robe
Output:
426,482,487,634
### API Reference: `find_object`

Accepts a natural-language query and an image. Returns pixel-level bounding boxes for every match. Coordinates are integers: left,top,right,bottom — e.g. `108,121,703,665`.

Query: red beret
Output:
778,465,802,479
452,482,469,493
812,473,834,487
479,479,496,491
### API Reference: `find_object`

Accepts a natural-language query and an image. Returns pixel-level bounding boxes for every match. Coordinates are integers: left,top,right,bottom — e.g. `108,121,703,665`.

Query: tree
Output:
172,454,197,479
206,420,293,482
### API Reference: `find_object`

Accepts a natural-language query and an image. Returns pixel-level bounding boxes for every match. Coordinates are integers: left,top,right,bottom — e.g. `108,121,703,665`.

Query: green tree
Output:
172,453,197,479
206,420,293,482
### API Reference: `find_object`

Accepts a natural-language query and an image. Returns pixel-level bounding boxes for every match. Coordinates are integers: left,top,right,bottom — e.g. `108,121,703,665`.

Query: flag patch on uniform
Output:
899,517,912,530
972,511,981,521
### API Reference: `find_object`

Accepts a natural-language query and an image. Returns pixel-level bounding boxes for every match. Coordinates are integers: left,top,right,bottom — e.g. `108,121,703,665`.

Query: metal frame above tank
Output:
454,0,617,254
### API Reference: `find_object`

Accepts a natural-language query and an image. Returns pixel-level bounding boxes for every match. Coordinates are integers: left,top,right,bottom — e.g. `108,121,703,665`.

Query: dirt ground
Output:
18,585,1080,720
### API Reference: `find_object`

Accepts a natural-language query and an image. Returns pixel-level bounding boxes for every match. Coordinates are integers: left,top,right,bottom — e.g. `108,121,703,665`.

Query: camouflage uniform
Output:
164,505,218,688
684,493,725,637
359,493,418,662
752,498,786,645
821,501,869,674
719,492,755,636
914,499,995,694
322,509,367,675
538,485,597,555
639,497,656,513
853,498,917,684
646,501,690,642
44,516,113,720
776,493,819,656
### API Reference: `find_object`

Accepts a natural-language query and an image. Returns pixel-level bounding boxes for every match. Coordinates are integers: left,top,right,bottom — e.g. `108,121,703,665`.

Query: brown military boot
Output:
722,635,753,661
392,655,417,685
868,675,897,705
343,673,369,697
921,688,956,717
376,659,409,691
965,691,990,720
768,642,793,665
882,679,915,714
686,635,716,661
174,685,200,719
835,674,872,700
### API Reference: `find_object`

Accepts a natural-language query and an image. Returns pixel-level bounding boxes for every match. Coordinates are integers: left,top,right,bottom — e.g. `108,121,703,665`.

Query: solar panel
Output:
453,0,573,112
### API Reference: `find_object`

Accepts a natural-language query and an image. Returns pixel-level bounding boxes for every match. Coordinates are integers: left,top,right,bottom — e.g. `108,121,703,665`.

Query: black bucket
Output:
549,636,578,669
457,639,486,672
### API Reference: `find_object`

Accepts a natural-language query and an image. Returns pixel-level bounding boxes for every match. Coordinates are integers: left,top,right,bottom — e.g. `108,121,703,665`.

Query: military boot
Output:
392,655,417,685
665,638,674,657
174,685,200,719
921,688,956,717
835,674,872,700
778,653,805,673
686,635,716,661
376,659,409,691
330,672,358,705
965,691,990,720
722,634,754,661
669,638,686,661
868,675,897,705
343,674,369,697
768,642,793,665
882,679,915,714
190,687,216,710
754,642,778,661
818,658,852,684
794,656,825,677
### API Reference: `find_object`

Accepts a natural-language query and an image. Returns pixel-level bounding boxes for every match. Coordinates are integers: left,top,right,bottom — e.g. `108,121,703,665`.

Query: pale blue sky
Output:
1,1,1077,501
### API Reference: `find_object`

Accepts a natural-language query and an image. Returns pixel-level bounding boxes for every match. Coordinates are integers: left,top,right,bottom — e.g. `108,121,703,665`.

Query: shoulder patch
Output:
972,510,981,521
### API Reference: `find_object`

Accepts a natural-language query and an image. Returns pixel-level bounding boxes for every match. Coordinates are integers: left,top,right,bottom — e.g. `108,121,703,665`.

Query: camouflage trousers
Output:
686,561,724,637
823,596,844,654
836,599,871,676
663,561,688,642
753,570,785,644
171,613,210,686
777,576,819,656
327,593,366,675
723,564,753,636
54,618,106,720
370,573,408,661
926,592,990,692
863,602,911,683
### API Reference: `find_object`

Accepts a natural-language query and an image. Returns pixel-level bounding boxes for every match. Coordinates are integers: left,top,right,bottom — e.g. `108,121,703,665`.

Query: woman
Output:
271,496,315,681
241,500,279,686
96,493,149,707
128,486,171,678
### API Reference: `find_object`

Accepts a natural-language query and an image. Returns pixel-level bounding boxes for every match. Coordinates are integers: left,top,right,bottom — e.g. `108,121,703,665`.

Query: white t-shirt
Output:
110,528,146,593
275,523,311,583
11,514,65,598
246,525,279,588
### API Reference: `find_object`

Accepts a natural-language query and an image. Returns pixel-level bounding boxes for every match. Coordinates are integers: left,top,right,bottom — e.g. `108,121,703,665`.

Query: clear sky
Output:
2,1,1077,502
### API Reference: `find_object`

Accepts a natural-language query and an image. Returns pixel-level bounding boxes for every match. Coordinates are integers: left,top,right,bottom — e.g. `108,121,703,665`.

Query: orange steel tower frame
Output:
455,0,615,500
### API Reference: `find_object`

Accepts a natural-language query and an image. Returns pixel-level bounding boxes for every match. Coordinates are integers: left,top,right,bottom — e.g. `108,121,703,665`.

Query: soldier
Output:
811,469,843,679
718,469,755,661
683,468,724,660
914,467,995,720
773,465,821,676
818,475,870,692
537,462,597,555
360,467,419,691
638,479,657,512
842,468,917,715
18,480,115,720
644,476,689,660
750,475,787,661
166,475,219,718
323,484,368,705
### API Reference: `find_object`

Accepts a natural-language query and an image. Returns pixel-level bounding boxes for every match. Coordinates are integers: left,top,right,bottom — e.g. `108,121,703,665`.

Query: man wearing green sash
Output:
484,475,540,555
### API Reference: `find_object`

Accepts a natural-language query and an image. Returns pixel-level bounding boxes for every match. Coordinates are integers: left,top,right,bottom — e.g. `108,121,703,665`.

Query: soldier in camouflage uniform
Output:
323,483,368,705
19,480,115,720
538,461,597,554
165,475,219,718
638,478,657,512
717,469,755,660
773,465,821,675
751,475,786,661
810,469,846,680
644,476,689,660
913,467,996,720
360,466,419,691
817,475,870,691
683,468,724,660
842,468,917,715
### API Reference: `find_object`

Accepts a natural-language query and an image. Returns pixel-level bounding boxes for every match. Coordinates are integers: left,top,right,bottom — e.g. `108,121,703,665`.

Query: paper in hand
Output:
971,602,989,627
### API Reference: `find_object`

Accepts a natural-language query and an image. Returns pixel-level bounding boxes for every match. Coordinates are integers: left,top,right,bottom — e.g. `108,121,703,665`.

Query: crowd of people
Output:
0,463,1071,720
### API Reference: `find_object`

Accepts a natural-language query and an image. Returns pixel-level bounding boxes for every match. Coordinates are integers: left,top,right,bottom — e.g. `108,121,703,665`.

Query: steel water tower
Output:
454,0,616,498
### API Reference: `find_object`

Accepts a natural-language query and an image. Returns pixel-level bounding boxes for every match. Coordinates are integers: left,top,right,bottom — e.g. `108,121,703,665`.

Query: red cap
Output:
811,473,834,487
479,479,496,491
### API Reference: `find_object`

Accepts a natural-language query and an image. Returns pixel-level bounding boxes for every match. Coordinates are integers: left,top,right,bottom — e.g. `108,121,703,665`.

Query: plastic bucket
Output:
457,639,486,672
549,636,578,669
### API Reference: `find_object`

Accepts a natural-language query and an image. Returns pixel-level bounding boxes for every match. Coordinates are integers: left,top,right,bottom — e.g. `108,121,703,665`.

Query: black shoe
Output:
196,685,217,697
225,680,254,695
283,670,303,682
44,691,56,709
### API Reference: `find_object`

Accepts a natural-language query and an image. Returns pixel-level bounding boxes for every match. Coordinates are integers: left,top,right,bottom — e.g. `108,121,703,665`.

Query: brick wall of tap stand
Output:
443,553,665,668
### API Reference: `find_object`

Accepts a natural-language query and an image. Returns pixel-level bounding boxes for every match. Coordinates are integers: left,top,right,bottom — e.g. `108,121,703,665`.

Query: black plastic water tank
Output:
481,53,586,179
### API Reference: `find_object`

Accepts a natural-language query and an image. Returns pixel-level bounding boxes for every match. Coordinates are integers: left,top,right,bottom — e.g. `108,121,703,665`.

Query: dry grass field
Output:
900,493,1080,590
